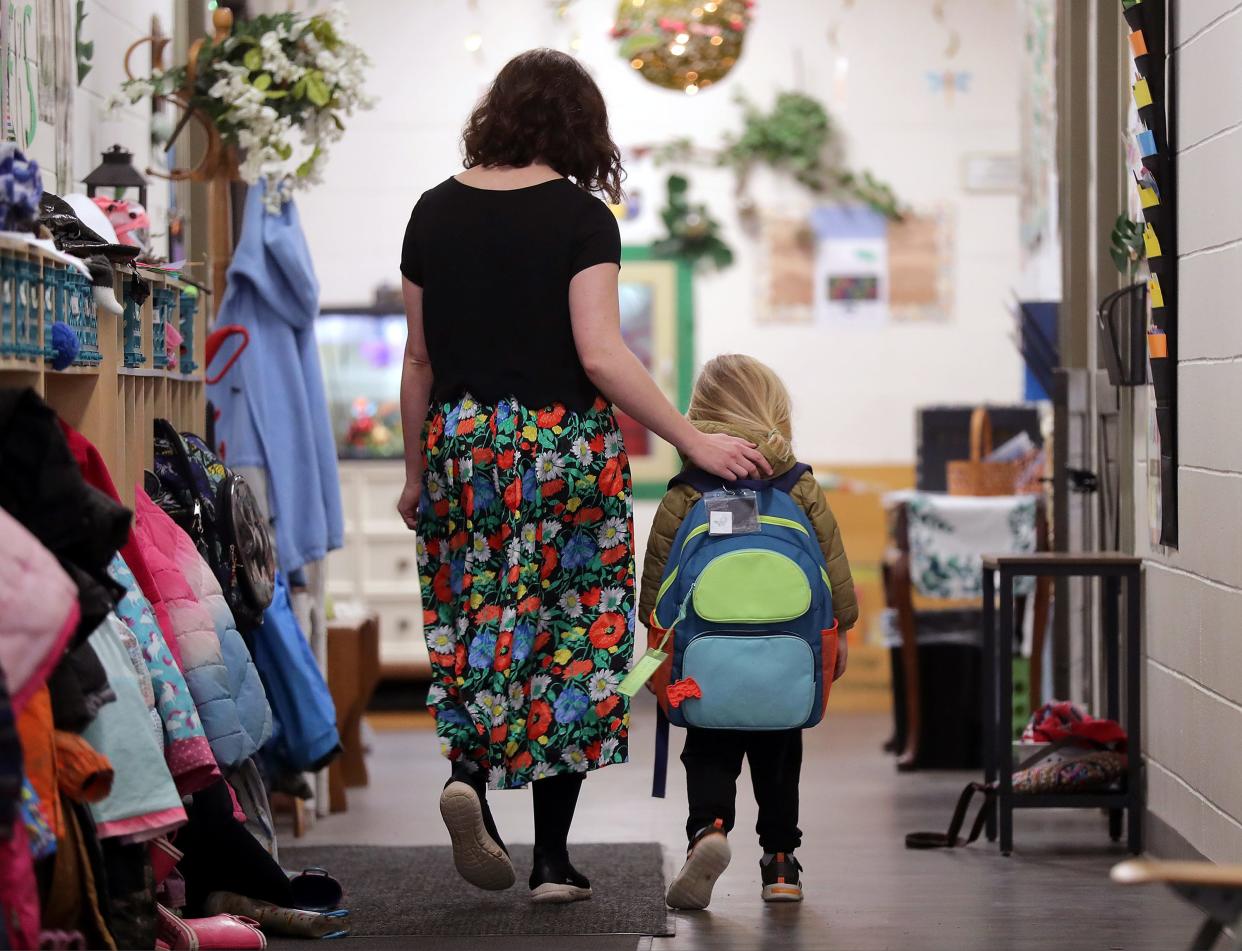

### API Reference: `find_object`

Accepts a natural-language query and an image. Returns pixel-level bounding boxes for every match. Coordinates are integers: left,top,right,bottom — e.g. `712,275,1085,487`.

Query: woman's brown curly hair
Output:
462,49,624,203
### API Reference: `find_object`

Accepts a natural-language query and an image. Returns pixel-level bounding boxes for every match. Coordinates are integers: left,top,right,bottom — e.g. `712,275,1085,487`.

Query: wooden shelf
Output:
45,364,104,377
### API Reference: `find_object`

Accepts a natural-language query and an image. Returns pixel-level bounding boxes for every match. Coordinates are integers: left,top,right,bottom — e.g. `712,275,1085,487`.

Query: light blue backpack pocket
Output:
679,633,815,730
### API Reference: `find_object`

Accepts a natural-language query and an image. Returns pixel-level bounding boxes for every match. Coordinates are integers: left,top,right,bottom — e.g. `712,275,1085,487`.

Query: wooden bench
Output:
1113,859,1242,950
326,615,381,813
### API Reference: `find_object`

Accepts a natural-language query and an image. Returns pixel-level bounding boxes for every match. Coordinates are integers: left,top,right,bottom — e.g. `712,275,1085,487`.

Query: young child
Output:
639,354,857,909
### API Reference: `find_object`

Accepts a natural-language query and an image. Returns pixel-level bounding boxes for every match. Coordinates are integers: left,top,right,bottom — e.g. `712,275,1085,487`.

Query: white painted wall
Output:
1135,0,1242,863
297,0,1024,464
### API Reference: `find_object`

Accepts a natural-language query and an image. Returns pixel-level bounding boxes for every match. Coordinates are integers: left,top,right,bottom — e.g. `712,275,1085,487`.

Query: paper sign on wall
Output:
1143,222,1161,258
1148,274,1165,309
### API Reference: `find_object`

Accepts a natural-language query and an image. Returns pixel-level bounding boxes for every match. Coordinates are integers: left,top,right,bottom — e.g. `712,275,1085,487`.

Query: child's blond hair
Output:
687,354,793,460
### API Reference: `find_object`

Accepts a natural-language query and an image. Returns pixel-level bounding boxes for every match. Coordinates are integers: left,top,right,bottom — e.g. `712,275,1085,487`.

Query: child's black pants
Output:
681,726,802,853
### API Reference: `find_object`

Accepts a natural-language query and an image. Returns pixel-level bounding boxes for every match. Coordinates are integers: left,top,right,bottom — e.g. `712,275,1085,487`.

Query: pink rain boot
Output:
156,904,267,950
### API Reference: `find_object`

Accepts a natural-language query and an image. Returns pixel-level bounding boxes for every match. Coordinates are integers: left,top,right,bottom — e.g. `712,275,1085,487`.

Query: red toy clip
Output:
667,678,702,708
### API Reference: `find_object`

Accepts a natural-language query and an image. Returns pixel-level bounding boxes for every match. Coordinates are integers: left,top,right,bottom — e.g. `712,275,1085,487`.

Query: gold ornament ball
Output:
612,0,751,93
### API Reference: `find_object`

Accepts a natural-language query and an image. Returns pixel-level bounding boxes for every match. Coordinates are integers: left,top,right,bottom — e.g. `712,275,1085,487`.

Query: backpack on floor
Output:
650,463,839,732
147,418,277,633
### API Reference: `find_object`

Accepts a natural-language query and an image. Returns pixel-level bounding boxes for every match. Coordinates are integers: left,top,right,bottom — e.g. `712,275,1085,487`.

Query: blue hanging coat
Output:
207,184,344,574
251,574,340,773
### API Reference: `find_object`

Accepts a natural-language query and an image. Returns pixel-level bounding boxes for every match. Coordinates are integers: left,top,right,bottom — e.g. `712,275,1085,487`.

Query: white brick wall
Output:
1140,0,1242,862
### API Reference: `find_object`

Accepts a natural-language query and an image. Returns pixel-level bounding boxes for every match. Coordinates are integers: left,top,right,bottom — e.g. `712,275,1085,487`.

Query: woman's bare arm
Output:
570,263,771,480
397,276,434,529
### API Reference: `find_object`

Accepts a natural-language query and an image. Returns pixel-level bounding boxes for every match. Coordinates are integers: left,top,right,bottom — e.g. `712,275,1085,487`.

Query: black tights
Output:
531,772,583,858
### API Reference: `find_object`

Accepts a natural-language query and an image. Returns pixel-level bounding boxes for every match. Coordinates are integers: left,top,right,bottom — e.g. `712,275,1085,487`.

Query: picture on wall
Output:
759,216,815,323
617,249,693,497
761,205,953,326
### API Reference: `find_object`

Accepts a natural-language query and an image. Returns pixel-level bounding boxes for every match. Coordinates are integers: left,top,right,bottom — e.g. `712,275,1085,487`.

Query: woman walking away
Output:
397,49,770,904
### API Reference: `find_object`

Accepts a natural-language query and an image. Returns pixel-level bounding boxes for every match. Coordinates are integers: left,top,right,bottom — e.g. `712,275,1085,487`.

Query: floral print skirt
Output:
417,393,635,790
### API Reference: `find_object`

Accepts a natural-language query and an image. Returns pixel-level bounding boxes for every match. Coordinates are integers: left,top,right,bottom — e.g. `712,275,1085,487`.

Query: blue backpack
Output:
650,463,839,724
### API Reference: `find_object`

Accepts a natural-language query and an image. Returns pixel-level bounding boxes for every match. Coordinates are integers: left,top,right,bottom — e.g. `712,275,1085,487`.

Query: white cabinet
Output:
330,460,428,675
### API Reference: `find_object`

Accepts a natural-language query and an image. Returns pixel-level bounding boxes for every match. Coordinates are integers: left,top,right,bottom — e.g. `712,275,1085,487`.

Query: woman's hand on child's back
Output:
685,431,772,480
833,635,848,681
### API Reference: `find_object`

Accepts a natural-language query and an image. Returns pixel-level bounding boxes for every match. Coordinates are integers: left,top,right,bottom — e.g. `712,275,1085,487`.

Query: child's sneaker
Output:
760,852,804,902
666,819,731,910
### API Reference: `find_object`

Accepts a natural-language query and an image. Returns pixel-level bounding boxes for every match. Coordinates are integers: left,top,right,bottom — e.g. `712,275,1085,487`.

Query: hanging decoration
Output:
651,91,904,221
611,0,754,95
75,0,94,85
651,174,733,270
114,4,373,213
931,0,962,59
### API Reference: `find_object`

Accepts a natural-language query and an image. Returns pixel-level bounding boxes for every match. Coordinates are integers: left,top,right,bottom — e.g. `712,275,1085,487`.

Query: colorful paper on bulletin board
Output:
1143,222,1161,258
1139,186,1160,208
1133,77,1153,108
1128,30,1147,57
1137,129,1157,157
1148,274,1165,309
810,205,889,328
1147,330,1168,358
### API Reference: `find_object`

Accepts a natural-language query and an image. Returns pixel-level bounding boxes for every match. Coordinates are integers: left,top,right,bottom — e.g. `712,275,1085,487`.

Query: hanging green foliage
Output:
720,91,835,191
652,91,905,221
76,1,94,85
652,174,734,271
723,91,904,220
1109,213,1144,280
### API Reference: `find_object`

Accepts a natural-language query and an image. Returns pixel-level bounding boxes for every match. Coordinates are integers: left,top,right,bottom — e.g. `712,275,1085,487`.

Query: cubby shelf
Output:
0,237,207,509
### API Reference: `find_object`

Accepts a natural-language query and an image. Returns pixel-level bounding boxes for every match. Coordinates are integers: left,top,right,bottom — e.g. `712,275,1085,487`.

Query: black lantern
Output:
83,145,148,207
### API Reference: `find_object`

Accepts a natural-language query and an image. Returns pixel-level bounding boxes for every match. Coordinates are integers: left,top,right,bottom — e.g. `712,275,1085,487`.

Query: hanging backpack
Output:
147,418,276,632
650,463,839,733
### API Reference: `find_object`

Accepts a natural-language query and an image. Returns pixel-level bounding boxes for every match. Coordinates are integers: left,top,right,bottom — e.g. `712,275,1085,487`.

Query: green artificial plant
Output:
76,1,94,85
1109,213,1145,281
653,91,905,221
652,174,734,271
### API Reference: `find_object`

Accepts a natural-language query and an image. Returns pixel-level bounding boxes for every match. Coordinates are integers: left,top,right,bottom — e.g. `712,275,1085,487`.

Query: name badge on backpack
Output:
703,488,759,536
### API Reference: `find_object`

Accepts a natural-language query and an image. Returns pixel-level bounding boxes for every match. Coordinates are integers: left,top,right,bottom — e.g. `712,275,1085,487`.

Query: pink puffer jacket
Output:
132,489,254,768
0,507,80,713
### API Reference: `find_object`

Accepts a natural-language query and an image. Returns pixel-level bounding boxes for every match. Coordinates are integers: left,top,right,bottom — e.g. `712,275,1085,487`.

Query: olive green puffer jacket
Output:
638,421,859,632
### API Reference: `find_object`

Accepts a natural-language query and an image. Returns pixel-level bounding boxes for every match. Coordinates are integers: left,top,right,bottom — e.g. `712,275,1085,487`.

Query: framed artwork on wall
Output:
618,247,694,499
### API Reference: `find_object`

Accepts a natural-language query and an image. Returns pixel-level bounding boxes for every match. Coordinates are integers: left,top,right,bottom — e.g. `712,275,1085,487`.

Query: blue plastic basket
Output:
41,263,66,362
122,277,145,367
179,288,199,373
15,258,39,359
152,286,175,369
63,269,102,366
0,251,16,358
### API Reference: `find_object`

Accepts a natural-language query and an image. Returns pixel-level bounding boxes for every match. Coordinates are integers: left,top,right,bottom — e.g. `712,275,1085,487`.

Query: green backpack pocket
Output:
692,550,811,623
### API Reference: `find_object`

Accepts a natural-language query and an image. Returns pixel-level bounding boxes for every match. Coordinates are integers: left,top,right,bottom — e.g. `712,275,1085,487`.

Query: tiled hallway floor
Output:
301,696,1199,950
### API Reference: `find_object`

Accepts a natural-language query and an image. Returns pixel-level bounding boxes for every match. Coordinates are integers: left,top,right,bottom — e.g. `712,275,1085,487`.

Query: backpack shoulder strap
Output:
667,467,726,494
668,462,814,495
652,703,670,799
770,462,813,494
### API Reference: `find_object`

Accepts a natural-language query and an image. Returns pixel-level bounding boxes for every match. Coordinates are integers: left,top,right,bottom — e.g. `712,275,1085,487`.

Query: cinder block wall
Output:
1137,0,1242,862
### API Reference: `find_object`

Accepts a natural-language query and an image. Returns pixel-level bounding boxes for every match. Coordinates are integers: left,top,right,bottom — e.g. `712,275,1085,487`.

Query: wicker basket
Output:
946,407,1026,496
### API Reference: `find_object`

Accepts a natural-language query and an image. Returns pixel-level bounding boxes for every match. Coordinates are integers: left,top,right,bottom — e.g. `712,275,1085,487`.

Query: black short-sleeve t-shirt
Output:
400,177,621,412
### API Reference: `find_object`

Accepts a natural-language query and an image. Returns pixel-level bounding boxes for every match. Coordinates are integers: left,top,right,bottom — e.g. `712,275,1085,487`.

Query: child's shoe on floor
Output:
666,819,731,910
760,851,804,902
